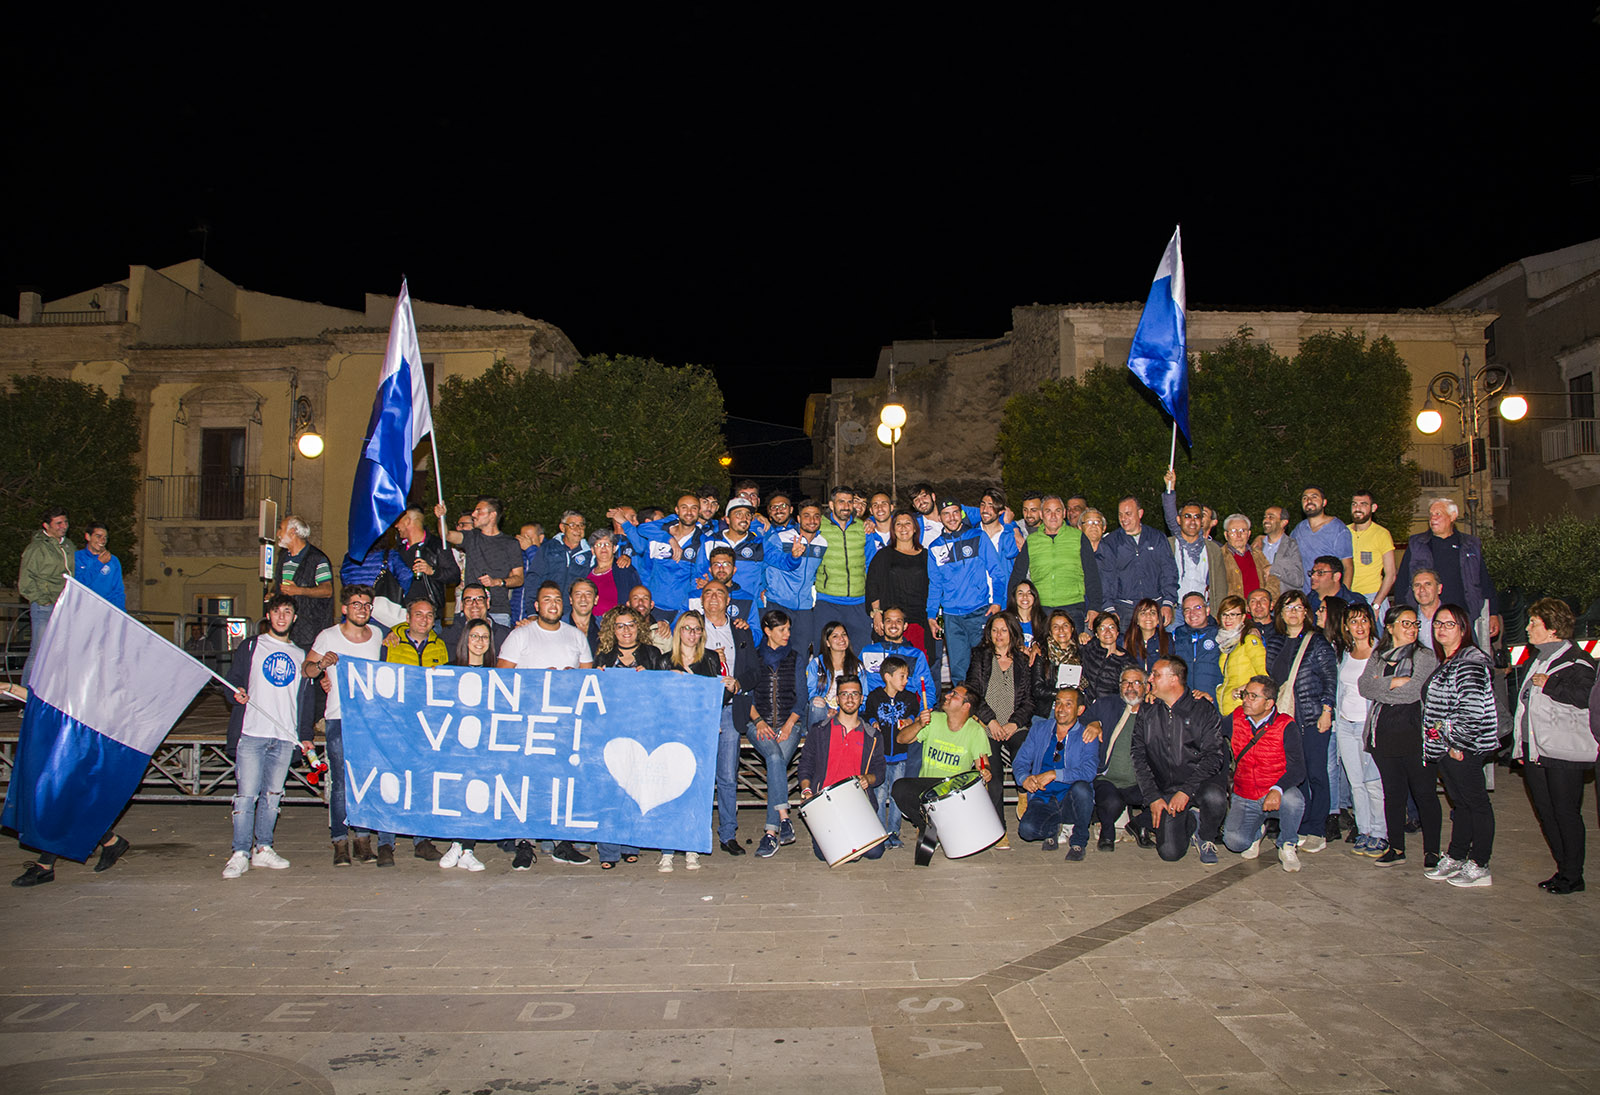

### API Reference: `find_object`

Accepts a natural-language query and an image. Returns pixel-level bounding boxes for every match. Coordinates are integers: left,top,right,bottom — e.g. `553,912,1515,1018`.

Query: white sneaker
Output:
222,851,250,879
439,842,463,869
456,848,485,872
685,852,701,870
1448,861,1492,888
1425,854,1466,881
657,853,675,873
1280,844,1302,873
1297,835,1327,854
251,846,290,869
1240,837,1262,860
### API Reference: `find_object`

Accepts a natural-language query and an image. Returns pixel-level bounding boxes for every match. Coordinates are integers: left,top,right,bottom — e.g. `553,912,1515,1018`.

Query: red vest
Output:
1231,709,1292,800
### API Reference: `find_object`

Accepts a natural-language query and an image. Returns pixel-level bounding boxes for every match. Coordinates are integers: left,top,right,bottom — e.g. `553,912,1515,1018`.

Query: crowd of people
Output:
8,477,1599,895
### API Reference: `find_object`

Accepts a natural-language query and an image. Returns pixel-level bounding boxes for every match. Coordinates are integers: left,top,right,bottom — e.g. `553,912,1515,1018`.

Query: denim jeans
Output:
1298,720,1332,839
942,607,990,685
22,601,53,687
714,706,740,842
233,735,295,853
746,720,801,830
1017,782,1095,847
878,758,909,835
597,843,640,863
1334,716,1386,840
1327,726,1352,811
1223,785,1306,851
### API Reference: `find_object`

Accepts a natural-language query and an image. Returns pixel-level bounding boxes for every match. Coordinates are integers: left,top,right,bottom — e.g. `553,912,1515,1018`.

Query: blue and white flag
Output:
1126,226,1191,445
2,578,212,861
340,660,724,852
348,280,434,561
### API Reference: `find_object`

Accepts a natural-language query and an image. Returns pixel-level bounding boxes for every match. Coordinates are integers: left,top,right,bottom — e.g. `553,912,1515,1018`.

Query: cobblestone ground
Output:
2,772,1598,1094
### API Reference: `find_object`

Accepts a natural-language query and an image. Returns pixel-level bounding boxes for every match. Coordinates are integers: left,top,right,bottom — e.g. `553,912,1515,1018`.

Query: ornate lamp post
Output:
1414,351,1525,535
876,359,906,504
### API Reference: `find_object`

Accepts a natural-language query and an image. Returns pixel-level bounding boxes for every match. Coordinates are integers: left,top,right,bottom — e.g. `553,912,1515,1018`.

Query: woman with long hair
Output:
1080,611,1129,703
1123,599,1170,674
1514,597,1598,894
662,610,737,872
1266,590,1337,852
1215,594,1266,717
806,620,866,729
1008,580,1049,660
1317,594,1353,833
1357,605,1441,869
965,611,1035,846
866,511,930,654
1420,603,1501,888
1334,602,1387,857
1031,610,1082,721
1317,596,1349,655
434,620,499,872
593,606,668,870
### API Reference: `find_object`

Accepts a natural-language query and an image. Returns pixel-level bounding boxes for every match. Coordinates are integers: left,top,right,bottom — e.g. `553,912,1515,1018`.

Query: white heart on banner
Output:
603,738,697,814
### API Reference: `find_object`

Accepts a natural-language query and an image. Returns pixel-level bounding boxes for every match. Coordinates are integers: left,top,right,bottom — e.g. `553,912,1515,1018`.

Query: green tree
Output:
434,354,729,528
0,375,141,580
999,329,1421,526
1483,512,1600,610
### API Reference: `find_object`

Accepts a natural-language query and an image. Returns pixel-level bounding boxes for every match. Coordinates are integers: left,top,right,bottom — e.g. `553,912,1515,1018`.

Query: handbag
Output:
1276,634,1312,718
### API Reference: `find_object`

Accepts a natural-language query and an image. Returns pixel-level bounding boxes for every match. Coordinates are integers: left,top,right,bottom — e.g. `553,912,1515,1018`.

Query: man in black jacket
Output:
1131,655,1230,863
395,507,460,617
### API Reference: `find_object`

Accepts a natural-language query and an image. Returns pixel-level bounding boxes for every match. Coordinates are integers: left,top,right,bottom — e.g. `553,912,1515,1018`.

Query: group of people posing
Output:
11,475,1598,894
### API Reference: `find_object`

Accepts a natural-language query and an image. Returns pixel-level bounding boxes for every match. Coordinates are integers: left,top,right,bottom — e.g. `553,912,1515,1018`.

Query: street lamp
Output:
878,359,907,504
1413,351,1521,535
285,373,323,516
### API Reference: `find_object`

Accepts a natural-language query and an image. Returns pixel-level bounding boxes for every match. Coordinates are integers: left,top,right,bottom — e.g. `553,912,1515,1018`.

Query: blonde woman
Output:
1216,595,1266,717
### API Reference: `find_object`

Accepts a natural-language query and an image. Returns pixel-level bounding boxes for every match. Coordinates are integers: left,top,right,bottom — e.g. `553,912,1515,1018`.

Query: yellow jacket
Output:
1217,629,1267,717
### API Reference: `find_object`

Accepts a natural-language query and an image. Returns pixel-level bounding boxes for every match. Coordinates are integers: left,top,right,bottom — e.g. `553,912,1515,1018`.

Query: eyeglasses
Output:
679,626,703,635
1309,568,1333,577
1393,619,1420,629
1434,621,1461,631
1241,691,1270,701
346,601,373,610
464,595,488,604
614,621,639,630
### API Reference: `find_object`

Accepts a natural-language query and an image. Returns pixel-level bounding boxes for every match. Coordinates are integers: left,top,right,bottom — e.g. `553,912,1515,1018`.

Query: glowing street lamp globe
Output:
1498,393,1528,422
1415,407,1443,435
879,402,907,430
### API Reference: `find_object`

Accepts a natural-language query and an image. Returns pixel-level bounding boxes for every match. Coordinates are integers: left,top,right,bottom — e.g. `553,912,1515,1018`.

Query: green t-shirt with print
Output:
915,713,991,779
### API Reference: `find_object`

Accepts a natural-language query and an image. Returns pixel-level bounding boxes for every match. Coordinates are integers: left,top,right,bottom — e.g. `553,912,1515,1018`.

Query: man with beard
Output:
1289,487,1352,596
1252,504,1306,596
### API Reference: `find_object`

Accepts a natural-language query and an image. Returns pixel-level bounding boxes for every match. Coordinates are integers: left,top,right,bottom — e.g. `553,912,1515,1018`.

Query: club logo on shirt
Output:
262,651,297,687
739,545,755,559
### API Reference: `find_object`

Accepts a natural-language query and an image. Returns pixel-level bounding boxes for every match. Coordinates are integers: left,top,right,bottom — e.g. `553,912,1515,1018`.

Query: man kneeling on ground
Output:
1222,674,1308,872
1013,688,1100,860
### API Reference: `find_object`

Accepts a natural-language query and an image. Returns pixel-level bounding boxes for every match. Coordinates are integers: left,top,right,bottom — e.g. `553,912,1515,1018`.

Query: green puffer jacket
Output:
19,531,76,606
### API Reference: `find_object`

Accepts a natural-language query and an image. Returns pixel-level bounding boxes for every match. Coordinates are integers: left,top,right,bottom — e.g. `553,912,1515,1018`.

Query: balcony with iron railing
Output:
145,474,285,521
1541,419,1600,489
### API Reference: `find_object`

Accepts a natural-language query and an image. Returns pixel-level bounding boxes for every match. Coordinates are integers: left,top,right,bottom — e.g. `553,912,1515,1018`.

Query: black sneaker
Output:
1538,873,1562,891
720,838,746,856
1423,852,1441,870
94,835,131,873
1042,835,1059,851
778,818,797,846
1124,822,1155,849
1374,848,1406,867
11,862,54,887
1097,835,1116,852
512,841,536,870
1065,845,1086,862
551,841,590,865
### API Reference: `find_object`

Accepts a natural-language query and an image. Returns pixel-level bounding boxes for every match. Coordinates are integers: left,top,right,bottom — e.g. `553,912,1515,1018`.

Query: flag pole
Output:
1169,421,1177,469
430,431,447,534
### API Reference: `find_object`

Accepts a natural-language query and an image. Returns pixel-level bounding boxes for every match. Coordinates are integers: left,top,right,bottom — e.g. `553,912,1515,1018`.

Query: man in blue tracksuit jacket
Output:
1170,593,1224,702
925,497,1011,685
619,494,707,613
703,499,767,603
763,501,827,656
1013,687,1101,854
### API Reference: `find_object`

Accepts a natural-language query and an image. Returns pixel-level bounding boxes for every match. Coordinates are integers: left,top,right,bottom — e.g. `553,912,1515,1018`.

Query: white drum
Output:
921,770,1004,858
799,778,890,867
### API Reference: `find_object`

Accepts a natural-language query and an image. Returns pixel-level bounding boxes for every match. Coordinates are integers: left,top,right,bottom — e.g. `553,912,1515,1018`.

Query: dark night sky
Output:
5,8,1597,481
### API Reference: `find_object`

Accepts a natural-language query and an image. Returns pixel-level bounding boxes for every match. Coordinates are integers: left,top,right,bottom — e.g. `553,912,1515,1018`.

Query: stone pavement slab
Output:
2,774,1598,1093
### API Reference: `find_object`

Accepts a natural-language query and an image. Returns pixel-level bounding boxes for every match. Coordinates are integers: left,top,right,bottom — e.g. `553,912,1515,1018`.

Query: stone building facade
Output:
1,260,577,617
809,305,1495,532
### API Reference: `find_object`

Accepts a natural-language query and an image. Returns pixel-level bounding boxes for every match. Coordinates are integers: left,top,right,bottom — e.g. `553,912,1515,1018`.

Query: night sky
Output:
5,9,1596,483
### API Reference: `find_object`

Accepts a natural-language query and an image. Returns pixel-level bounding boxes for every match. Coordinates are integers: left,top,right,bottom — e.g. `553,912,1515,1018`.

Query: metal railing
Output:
0,310,122,326
1490,445,1510,481
145,474,285,521
1542,419,1600,463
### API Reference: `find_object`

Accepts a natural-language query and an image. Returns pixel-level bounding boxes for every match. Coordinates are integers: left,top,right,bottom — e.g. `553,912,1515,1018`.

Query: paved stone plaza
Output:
2,776,1598,1095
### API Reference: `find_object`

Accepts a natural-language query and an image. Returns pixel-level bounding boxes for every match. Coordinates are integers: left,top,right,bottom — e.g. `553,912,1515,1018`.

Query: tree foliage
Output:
1484,512,1600,610
999,329,1421,526
0,375,141,580
434,354,729,528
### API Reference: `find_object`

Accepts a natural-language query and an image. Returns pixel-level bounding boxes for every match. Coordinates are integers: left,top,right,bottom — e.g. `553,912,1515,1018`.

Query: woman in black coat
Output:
1079,611,1130,703
965,611,1035,841
1265,590,1338,851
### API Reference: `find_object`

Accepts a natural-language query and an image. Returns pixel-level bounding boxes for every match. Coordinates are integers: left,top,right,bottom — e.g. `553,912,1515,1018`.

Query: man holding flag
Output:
3,577,216,885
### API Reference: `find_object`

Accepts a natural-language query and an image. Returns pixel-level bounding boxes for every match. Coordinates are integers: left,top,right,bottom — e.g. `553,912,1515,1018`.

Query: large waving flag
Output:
1126,226,1191,445
2,578,212,861
348,280,435,561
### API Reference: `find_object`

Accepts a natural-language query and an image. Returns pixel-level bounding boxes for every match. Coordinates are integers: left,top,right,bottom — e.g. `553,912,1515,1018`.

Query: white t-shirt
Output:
1337,653,1370,723
500,621,592,669
311,623,385,721
242,634,307,743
